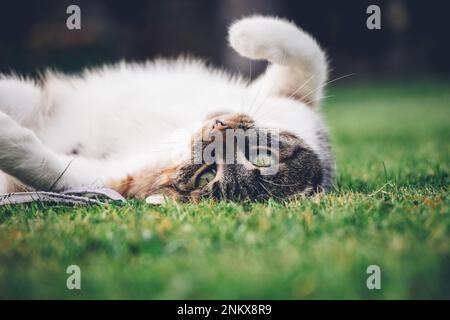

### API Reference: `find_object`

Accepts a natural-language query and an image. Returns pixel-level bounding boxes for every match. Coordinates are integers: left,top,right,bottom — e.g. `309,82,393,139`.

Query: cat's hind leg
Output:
229,16,328,108
0,75,43,126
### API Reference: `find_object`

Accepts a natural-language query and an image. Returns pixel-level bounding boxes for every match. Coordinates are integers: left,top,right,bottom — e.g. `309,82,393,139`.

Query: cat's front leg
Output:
229,16,328,108
0,111,99,191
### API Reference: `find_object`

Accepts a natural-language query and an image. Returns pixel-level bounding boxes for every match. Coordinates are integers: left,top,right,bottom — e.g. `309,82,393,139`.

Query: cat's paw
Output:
228,15,302,66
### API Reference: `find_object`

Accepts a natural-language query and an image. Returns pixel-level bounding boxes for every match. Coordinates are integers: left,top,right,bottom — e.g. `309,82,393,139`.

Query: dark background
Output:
0,0,449,81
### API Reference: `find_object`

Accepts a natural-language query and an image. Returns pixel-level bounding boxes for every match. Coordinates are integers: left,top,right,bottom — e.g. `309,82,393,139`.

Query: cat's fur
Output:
0,16,334,202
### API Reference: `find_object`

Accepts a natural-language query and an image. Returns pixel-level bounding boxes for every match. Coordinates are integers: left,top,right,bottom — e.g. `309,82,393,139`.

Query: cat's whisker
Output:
240,60,253,111
252,73,350,121
258,180,285,201
248,90,271,118
288,74,315,99
245,65,271,116
89,177,105,188
250,74,315,119
306,94,335,105
297,73,354,103
254,94,335,123
48,159,74,191
233,63,250,109
260,177,306,188
250,57,314,117
250,102,281,123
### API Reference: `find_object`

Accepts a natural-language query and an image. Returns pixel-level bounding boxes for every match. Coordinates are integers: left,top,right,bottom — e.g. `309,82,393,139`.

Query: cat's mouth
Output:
109,113,323,203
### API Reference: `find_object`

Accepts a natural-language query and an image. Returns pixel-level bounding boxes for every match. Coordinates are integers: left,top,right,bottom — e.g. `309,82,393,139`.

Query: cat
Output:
0,15,334,203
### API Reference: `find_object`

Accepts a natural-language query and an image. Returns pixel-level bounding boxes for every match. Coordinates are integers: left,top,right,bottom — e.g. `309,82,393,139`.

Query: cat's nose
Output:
212,120,228,132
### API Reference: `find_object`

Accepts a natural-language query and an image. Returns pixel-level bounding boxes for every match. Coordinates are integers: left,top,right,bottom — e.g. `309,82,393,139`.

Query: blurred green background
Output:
1,0,449,80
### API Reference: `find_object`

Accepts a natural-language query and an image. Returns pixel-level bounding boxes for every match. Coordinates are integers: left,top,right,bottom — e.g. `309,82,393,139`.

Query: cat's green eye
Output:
252,155,274,167
196,167,217,188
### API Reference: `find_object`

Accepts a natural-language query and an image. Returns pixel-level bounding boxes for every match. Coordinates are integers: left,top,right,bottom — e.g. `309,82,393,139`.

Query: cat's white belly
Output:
34,65,324,180
36,65,246,160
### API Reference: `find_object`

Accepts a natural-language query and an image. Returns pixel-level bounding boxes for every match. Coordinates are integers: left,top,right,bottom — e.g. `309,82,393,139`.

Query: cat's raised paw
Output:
228,15,301,65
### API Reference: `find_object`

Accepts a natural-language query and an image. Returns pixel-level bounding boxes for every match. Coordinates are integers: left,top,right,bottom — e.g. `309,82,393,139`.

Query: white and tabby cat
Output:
0,16,334,202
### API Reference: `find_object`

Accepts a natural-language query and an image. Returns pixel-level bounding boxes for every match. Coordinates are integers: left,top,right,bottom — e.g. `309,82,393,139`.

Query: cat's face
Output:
151,112,323,202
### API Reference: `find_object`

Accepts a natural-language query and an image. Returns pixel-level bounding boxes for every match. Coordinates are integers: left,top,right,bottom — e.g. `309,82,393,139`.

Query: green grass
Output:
0,80,449,299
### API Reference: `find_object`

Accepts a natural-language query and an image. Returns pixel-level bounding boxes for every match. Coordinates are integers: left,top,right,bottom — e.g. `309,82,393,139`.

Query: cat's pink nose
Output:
212,120,228,132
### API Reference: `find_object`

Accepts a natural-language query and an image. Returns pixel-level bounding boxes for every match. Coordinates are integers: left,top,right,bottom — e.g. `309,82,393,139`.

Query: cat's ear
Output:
145,194,166,205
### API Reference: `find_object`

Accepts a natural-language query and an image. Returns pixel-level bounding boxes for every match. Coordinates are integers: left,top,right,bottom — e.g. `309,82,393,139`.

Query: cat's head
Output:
111,112,325,203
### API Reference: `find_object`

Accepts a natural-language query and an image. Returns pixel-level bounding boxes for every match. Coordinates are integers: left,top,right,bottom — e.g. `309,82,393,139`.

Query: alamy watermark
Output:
366,5,381,30
66,5,81,30
366,265,381,290
66,4,381,33
66,265,81,290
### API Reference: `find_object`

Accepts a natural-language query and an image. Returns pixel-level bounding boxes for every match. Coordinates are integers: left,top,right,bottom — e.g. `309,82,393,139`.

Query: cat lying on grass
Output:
0,15,334,203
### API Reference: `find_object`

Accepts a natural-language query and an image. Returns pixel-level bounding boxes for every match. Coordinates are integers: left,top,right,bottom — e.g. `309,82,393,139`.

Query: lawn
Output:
0,80,448,299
